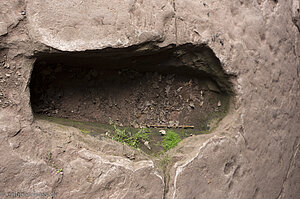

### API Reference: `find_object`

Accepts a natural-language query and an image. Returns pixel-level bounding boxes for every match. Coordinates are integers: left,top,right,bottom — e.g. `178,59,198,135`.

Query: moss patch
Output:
109,125,149,149
35,114,215,155
162,130,181,151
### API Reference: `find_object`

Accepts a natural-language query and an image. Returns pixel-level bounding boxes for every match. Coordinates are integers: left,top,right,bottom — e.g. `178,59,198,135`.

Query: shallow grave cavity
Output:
30,44,233,153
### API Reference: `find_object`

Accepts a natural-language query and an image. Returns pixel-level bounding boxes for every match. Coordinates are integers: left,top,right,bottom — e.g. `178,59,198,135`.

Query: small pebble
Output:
144,141,151,150
189,102,195,109
159,130,166,135
200,101,204,107
145,101,151,107
177,87,183,92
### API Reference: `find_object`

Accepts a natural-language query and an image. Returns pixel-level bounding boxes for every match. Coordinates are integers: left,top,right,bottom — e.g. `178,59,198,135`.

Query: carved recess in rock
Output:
30,44,233,131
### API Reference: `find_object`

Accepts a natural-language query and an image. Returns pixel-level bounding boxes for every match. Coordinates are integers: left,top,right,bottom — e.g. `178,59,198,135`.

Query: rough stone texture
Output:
0,0,299,199
0,119,164,199
26,0,176,51
167,1,300,198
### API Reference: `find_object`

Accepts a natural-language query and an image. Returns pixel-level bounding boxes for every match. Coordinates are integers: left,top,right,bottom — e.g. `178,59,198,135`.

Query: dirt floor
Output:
30,49,230,131
36,114,213,155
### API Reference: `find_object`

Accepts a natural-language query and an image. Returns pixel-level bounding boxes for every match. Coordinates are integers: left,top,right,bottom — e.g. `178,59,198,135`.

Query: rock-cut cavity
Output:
30,44,233,131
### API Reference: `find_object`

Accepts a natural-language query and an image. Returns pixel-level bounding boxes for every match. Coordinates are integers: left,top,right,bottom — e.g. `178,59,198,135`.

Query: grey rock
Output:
0,0,299,198
0,22,8,36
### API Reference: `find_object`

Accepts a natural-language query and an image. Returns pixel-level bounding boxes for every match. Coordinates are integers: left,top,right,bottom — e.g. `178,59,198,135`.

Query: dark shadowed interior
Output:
30,44,232,130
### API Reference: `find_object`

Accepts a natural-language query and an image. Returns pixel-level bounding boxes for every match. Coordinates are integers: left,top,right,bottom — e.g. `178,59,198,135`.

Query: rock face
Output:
0,0,299,199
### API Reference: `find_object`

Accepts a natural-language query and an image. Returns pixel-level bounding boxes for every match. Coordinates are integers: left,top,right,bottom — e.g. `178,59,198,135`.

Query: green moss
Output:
36,114,220,154
155,153,171,171
111,125,149,149
162,130,182,151
56,168,63,174
80,129,90,134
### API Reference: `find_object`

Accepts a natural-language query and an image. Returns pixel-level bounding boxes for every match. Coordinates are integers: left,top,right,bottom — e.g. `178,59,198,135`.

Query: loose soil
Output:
30,45,232,154
36,114,209,155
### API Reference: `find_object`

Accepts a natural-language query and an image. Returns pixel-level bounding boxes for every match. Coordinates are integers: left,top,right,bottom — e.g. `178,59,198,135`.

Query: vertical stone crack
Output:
275,136,299,199
172,0,178,45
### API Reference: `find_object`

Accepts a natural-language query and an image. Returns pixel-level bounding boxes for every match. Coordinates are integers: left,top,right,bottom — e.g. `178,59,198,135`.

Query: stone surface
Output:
0,0,299,198
0,110,21,137
26,0,175,51
0,0,25,36
0,120,164,198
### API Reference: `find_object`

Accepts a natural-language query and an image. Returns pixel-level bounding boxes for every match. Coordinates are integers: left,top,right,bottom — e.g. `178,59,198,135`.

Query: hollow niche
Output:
30,44,233,151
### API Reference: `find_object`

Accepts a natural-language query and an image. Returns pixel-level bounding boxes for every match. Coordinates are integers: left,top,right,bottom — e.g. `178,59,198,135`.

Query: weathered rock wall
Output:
0,0,299,198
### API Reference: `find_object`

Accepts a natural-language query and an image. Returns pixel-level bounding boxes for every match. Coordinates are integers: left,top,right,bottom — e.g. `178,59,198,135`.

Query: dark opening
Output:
30,44,232,130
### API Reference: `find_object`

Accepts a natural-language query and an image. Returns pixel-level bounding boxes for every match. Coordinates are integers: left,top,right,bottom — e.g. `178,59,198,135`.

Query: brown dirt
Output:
30,47,230,130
